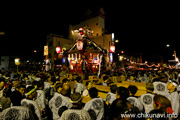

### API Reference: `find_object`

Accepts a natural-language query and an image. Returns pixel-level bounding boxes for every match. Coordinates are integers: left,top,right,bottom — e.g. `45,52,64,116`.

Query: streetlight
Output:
15,58,20,72
166,44,170,47
115,40,119,43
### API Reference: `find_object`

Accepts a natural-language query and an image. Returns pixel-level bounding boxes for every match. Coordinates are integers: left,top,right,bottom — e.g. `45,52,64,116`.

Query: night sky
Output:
0,2,179,63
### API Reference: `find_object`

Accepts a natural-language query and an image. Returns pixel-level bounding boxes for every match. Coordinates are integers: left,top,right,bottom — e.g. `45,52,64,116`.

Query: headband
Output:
26,86,37,96
169,80,178,88
154,101,174,114
154,101,162,107
70,96,82,104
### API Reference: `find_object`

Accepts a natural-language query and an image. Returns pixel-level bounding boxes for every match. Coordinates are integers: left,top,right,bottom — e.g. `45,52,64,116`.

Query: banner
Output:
44,46,48,56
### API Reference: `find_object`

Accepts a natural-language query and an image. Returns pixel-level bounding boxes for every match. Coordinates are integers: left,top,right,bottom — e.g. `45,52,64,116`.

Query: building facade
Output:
0,56,9,70
46,8,115,71
46,34,73,71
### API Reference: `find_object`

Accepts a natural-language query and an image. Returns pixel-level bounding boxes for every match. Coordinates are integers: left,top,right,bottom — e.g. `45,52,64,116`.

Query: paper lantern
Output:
56,47,61,54
110,45,115,53
79,28,84,35
77,41,83,50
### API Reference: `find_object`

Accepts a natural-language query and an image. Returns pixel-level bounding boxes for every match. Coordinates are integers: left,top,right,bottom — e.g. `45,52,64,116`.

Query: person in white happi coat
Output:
106,84,117,105
35,80,46,112
0,106,36,120
153,81,169,98
21,85,42,120
139,83,155,113
74,76,86,94
138,72,148,83
82,81,93,97
153,74,169,98
167,80,180,115
127,85,144,112
60,92,91,120
49,84,72,120
83,87,104,120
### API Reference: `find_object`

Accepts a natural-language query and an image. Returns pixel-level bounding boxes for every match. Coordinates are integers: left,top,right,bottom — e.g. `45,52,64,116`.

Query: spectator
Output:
83,87,104,120
152,94,174,115
116,86,129,101
138,71,148,83
0,78,11,112
109,98,131,120
58,106,68,117
54,82,63,93
10,84,26,106
0,106,36,120
21,86,41,120
139,82,155,113
82,81,93,96
153,80,169,98
102,75,108,86
127,85,143,112
0,77,5,97
60,92,91,120
106,84,117,105
11,74,21,91
35,80,46,113
159,74,168,83
74,76,86,94
62,78,69,86
45,76,56,101
49,84,72,120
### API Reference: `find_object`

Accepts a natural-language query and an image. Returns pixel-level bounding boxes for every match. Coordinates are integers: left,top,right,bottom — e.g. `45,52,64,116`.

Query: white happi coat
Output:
153,81,169,97
127,96,144,112
21,98,42,120
139,93,154,113
60,109,91,120
139,76,148,83
106,92,116,104
74,82,86,94
167,91,180,115
0,106,35,120
35,90,46,110
83,98,104,120
49,92,72,120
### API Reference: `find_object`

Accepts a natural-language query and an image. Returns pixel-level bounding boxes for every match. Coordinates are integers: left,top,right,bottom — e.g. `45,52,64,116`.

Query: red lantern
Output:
77,41,83,50
110,45,115,53
79,28,84,35
70,60,76,66
56,47,61,53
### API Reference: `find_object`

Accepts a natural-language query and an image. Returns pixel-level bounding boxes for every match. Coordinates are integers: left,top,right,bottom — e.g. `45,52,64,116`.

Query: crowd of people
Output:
0,68,180,120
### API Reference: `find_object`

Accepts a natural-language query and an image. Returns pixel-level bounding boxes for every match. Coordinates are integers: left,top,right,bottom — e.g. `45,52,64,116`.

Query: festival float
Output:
64,26,107,74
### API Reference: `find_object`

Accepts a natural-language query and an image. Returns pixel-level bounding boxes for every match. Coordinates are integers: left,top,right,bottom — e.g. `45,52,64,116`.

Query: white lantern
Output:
77,41,83,50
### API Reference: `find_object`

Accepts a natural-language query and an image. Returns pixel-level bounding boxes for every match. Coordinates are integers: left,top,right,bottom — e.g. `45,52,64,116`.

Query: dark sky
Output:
0,2,179,62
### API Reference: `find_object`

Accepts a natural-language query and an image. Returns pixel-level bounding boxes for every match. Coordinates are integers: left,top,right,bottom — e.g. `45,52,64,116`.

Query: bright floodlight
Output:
166,44,170,47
